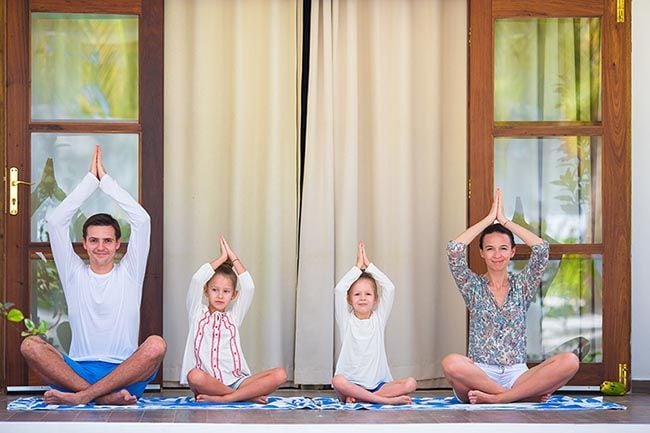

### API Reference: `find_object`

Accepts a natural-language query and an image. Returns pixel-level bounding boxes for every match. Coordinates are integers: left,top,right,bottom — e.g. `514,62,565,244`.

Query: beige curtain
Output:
294,0,468,385
163,0,467,385
163,0,300,381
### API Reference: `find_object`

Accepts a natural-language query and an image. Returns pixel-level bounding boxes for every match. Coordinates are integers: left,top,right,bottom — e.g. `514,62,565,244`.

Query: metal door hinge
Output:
618,363,628,387
617,0,625,23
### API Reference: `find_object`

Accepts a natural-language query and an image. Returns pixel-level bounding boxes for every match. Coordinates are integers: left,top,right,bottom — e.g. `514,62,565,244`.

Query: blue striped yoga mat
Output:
7,395,625,411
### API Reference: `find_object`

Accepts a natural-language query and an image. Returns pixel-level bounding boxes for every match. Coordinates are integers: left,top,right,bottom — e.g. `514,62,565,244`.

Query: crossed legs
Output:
187,367,287,404
331,375,416,405
442,352,579,404
21,335,167,405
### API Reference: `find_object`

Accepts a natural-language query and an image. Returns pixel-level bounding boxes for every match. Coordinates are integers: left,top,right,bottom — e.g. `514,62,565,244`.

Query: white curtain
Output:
163,0,467,385
163,0,300,381
294,0,468,385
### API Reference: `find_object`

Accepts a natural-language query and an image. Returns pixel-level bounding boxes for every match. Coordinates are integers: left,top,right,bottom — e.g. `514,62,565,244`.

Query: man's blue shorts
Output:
50,354,158,399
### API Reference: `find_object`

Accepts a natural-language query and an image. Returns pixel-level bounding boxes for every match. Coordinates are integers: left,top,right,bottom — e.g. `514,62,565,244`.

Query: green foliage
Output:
7,308,25,323
600,381,626,396
1,301,49,337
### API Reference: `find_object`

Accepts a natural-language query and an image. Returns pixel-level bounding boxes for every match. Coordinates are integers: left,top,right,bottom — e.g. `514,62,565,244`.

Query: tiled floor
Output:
1,389,648,425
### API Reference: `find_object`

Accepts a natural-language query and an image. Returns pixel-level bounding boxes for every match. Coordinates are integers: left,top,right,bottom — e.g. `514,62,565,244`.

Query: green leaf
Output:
7,308,25,323
24,318,36,331
37,320,49,334
21,331,30,337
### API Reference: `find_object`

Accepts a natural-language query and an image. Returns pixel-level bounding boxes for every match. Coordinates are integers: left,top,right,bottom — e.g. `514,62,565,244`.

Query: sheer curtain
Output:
294,0,467,385
163,0,300,381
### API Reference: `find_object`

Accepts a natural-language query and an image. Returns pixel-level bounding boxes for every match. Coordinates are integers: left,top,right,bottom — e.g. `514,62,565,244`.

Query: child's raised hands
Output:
356,241,364,270
221,236,239,263
222,235,245,273
361,241,370,269
356,241,370,270
218,235,229,263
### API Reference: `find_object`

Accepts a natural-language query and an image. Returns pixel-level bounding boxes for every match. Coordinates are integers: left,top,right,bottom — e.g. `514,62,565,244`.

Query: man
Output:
21,145,166,405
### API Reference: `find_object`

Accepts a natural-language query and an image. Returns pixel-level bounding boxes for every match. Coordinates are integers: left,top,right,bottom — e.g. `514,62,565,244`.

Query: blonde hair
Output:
346,272,378,303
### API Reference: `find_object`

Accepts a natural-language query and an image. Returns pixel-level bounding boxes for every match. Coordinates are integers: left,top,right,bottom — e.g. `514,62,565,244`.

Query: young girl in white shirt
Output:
180,235,286,403
331,241,417,405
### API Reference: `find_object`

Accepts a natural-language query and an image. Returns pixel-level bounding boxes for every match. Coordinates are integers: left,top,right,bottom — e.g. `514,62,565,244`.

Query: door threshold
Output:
7,384,162,393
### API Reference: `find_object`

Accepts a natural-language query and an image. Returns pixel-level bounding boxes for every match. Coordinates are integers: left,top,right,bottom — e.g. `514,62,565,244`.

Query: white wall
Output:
631,0,650,380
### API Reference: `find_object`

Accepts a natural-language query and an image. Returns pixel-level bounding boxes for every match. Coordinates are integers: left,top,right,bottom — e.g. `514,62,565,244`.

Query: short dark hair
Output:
83,213,121,240
205,263,238,291
479,223,515,249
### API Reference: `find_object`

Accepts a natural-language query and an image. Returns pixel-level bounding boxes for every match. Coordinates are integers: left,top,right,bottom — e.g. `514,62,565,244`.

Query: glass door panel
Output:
511,255,603,364
30,259,69,354
494,136,602,244
30,133,139,242
495,18,601,122
31,13,139,121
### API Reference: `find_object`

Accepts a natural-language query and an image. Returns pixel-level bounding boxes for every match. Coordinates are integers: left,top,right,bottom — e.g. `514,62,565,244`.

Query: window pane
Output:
494,136,602,244
31,13,138,121
31,258,70,354
514,255,603,363
31,133,139,242
495,18,601,122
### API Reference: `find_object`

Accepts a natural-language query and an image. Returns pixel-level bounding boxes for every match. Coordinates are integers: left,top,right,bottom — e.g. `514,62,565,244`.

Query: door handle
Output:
9,167,32,215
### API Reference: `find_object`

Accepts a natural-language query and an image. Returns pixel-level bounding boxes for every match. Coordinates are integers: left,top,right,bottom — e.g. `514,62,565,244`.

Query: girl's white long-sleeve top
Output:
334,263,395,389
180,263,254,386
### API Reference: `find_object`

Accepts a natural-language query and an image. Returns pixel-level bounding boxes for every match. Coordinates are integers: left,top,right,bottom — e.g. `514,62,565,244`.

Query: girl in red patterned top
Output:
180,235,286,403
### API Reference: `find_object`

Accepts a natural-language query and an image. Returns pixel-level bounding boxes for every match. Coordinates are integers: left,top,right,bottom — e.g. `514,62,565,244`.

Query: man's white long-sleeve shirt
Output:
46,173,151,363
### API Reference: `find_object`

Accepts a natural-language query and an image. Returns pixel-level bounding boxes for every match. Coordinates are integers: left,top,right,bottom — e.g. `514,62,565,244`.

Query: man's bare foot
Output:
345,396,357,404
468,390,501,404
43,389,87,406
95,389,137,406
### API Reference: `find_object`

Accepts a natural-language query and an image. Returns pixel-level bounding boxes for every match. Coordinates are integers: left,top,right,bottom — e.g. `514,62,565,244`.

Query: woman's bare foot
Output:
468,390,501,404
345,396,357,404
96,389,137,405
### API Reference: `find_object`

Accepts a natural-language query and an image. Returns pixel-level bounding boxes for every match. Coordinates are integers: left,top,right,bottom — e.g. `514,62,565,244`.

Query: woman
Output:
442,189,579,404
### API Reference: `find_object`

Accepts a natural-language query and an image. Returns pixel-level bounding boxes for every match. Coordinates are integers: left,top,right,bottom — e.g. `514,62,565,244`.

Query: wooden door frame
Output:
1,0,7,395
2,0,163,388
468,0,631,387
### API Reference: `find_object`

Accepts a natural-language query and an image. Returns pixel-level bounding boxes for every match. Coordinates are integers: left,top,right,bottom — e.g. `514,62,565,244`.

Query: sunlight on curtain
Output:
164,0,300,381
294,0,467,384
